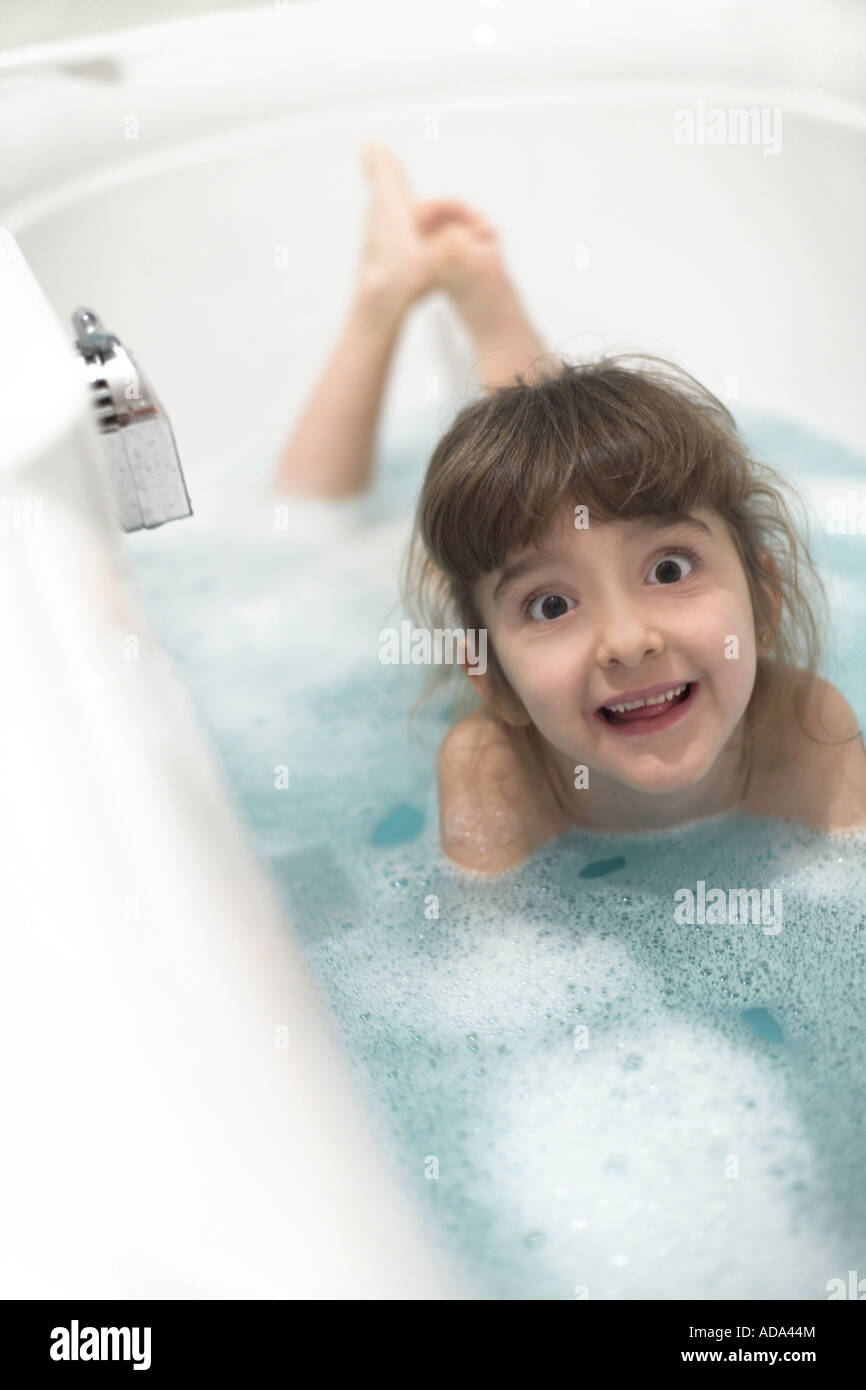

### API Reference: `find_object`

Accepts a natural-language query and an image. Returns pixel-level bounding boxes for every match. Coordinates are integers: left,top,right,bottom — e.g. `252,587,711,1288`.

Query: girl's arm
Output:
437,708,570,875
773,677,866,832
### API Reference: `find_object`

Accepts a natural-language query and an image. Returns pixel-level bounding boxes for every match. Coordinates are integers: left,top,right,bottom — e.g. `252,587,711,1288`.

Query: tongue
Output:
610,696,676,722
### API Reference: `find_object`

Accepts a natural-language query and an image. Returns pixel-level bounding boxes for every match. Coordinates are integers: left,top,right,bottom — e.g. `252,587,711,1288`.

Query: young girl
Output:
275,144,866,875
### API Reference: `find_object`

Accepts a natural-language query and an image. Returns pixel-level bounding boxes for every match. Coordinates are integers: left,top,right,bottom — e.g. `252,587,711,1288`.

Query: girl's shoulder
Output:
437,708,569,875
744,674,866,832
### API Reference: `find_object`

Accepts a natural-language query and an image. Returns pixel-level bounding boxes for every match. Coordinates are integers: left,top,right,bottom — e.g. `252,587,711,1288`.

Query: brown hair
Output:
402,354,851,798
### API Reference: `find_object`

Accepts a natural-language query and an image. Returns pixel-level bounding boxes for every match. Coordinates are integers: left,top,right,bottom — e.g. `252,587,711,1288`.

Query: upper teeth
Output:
605,683,687,713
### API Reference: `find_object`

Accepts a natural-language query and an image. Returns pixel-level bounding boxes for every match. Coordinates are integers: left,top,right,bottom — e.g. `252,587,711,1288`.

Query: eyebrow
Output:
491,513,714,603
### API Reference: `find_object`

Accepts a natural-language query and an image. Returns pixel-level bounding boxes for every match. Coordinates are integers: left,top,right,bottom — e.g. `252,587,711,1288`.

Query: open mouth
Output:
597,681,696,727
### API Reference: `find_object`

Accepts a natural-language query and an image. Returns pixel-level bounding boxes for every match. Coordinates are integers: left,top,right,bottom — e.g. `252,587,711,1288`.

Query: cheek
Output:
692,597,758,677
679,600,758,726
498,636,583,720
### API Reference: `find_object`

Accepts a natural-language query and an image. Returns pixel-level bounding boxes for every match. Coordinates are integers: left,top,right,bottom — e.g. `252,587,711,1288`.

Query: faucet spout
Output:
72,307,193,532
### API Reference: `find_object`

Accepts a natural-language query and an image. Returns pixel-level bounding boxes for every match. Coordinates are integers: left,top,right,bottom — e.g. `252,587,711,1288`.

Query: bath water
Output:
126,405,866,1300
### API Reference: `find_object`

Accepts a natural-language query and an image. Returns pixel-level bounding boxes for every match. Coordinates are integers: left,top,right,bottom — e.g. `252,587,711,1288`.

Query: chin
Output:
614,752,713,795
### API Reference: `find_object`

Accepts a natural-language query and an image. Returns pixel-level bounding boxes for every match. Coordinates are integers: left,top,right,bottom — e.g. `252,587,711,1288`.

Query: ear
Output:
462,660,532,727
757,550,783,633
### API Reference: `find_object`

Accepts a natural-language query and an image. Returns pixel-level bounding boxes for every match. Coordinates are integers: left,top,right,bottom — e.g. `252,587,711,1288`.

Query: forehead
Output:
508,503,717,561
544,504,715,547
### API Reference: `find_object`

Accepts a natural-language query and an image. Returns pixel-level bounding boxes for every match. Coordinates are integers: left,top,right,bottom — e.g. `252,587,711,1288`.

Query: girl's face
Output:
473,505,761,806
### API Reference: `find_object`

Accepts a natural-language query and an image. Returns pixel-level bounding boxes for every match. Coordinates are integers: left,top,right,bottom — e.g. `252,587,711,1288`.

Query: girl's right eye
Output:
525,592,576,622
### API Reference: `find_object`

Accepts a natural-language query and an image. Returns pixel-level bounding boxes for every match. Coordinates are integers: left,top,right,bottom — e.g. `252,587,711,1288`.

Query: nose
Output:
593,602,665,668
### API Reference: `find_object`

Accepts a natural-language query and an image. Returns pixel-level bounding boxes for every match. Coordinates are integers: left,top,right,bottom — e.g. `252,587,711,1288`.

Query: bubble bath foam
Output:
126,410,866,1299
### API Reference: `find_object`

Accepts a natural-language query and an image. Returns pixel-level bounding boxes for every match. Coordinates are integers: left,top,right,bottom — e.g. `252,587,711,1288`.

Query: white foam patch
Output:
489,1015,830,1300
298,827,866,1299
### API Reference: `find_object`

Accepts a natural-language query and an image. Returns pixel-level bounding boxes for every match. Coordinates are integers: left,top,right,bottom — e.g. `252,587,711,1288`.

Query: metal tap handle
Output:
72,306,193,532
71,307,116,361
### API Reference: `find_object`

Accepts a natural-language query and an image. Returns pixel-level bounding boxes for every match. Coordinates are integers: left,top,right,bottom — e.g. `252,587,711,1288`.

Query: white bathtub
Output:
1,0,864,1299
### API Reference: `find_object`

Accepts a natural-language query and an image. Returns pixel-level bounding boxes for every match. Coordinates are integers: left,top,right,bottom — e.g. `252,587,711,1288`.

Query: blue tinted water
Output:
126,405,866,1300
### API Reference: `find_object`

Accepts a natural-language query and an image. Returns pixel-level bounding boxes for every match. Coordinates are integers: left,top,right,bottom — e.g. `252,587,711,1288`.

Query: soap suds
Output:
126,411,866,1299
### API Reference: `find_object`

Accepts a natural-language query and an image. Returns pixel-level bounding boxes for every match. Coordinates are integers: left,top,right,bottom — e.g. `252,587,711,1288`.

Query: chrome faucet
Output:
72,307,192,531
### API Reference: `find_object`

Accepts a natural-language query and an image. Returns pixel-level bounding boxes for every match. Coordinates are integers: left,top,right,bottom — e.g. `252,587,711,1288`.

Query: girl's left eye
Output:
646,548,700,585
526,592,576,622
